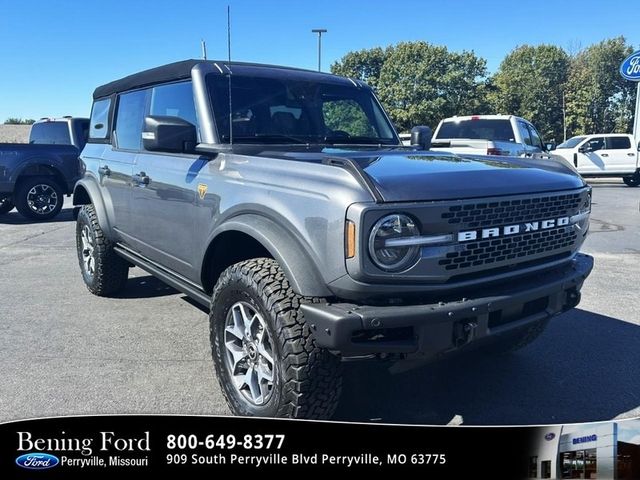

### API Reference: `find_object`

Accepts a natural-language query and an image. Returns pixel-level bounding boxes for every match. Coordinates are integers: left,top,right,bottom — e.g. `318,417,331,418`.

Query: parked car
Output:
74,59,593,419
552,134,639,187
0,117,89,219
430,114,552,158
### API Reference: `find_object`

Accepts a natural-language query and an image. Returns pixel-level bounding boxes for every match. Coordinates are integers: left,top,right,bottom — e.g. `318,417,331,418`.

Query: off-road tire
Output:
76,204,129,296
0,196,13,215
14,176,64,220
623,173,640,187
484,318,550,354
210,258,342,419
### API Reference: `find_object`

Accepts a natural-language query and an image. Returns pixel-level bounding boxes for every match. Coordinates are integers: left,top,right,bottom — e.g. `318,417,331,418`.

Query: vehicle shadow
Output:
113,275,178,299
0,207,75,224
334,309,640,425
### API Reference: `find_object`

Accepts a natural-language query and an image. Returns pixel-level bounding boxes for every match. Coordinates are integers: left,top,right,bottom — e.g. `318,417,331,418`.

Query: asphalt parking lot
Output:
0,178,638,425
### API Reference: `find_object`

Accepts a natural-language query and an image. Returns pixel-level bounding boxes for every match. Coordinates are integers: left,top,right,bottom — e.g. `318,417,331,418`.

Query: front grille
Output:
441,193,582,228
439,226,578,271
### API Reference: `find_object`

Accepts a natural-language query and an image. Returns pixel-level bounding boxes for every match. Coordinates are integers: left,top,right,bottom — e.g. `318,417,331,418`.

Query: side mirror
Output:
545,142,556,151
410,126,432,150
578,145,591,154
142,115,197,153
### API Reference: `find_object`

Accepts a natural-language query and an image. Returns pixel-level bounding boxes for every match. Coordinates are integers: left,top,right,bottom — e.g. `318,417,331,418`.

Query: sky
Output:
0,0,639,121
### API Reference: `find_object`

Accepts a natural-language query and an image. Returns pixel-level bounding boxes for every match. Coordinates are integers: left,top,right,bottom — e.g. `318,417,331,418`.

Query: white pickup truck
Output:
552,134,640,187
430,114,551,157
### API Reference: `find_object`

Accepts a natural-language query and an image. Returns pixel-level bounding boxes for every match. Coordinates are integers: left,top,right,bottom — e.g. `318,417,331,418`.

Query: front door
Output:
576,137,606,174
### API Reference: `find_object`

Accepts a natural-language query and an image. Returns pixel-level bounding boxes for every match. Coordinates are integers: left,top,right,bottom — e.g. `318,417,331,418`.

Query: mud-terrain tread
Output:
76,204,129,296
211,258,342,419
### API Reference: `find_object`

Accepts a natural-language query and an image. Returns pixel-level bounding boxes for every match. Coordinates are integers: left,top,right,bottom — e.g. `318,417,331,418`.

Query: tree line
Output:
331,36,637,142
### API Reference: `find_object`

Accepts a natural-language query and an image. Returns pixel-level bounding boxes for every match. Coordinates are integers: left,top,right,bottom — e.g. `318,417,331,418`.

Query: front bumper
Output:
301,253,593,358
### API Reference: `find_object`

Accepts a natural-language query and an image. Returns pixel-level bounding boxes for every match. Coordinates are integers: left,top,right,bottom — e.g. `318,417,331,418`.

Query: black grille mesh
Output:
441,193,582,228
438,226,577,271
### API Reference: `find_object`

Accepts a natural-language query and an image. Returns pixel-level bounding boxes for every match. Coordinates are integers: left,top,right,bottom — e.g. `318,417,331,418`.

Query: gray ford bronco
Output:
73,59,593,419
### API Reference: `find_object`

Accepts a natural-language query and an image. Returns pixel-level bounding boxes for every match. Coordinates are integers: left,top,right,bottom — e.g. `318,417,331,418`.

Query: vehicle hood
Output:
252,147,586,202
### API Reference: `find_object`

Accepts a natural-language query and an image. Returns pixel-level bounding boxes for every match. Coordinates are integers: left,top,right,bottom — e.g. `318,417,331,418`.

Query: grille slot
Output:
442,193,582,228
439,226,577,271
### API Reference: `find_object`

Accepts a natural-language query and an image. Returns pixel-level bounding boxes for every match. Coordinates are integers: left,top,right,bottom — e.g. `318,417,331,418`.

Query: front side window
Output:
607,136,631,150
585,137,605,152
557,136,586,149
89,98,111,140
149,81,199,129
115,90,148,150
527,124,544,150
207,74,396,145
517,121,532,146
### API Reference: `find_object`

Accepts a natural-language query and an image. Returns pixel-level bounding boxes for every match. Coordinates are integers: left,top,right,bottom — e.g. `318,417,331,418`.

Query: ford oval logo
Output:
15,452,60,470
545,433,556,441
620,50,640,81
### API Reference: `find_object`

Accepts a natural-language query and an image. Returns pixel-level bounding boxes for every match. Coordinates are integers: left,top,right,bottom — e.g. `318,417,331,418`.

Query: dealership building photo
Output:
529,420,640,479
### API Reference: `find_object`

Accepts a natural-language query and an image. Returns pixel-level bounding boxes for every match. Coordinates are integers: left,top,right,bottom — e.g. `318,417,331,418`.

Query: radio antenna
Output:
201,39,207,60
227,5,233,146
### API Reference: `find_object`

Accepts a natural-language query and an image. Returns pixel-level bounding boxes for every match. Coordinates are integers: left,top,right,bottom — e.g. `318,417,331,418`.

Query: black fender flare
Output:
208,214,332,298
72,178,113,235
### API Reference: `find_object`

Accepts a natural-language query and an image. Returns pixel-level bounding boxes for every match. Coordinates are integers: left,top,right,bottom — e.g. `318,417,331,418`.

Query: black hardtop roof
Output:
93,59,360,100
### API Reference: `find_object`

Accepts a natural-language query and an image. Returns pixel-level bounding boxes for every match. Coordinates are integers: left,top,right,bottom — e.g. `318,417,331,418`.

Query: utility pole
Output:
562,91,567,142
201,39,207,60
311,29,327,72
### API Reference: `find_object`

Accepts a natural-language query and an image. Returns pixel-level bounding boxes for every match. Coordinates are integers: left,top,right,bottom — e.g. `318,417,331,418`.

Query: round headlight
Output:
368,214,420,271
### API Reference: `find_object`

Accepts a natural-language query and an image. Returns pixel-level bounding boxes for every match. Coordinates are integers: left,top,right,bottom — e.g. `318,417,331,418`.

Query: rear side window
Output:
607,136,631,149
149,81,198,128
29,122,71,145
115,90,148,150
89,98,111,140
436,119,515,142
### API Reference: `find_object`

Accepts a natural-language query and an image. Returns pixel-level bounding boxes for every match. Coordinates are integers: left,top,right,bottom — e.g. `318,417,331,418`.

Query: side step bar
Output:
113,245,211,308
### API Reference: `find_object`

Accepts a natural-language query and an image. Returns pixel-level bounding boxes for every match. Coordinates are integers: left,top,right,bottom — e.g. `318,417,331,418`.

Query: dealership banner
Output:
4,415,640,478
0,415,535,478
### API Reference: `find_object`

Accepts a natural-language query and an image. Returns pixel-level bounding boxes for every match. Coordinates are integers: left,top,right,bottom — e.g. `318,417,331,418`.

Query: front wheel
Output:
0,196,13,215
623,173,640,187
210,258,342,419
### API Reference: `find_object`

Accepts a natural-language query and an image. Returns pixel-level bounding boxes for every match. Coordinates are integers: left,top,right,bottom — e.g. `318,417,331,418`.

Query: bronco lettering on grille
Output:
457,217,570,242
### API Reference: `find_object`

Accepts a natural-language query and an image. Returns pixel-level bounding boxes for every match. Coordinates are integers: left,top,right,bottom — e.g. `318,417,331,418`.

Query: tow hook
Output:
453,320,478,348
563,289,581,311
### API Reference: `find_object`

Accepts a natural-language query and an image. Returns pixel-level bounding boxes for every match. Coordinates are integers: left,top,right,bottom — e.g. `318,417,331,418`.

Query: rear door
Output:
102,89,148,242
516,120,534,156
600,136,636,173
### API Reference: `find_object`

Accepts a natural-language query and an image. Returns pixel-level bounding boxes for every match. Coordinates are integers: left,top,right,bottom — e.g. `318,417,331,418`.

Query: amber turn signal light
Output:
345,221,356,259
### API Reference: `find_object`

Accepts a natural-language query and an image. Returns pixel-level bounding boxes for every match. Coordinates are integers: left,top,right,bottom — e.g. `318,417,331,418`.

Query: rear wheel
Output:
0,196,13,215
623,173,640,187
76,204,129,296
210,258,342,419
14,176,64,220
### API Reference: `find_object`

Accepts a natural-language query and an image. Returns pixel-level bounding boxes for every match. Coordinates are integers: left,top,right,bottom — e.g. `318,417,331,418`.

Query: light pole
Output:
311,29,327,72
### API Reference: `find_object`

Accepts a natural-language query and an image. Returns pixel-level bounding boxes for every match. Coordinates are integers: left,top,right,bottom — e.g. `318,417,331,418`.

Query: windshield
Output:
557,136,586,149
207,74,397,145
435,119,515,142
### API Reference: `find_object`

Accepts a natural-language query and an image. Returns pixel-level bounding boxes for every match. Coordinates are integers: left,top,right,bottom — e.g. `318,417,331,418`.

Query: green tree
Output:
489,45,570,142
330,47,388,89
4,118,36,125
565,37,636,136
331,42,489,132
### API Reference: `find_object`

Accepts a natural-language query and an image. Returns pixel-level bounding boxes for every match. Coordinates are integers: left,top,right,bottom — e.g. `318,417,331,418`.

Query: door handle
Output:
628,153,636,156
601,153,609,157
132,172,150,186
98,165,111,176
